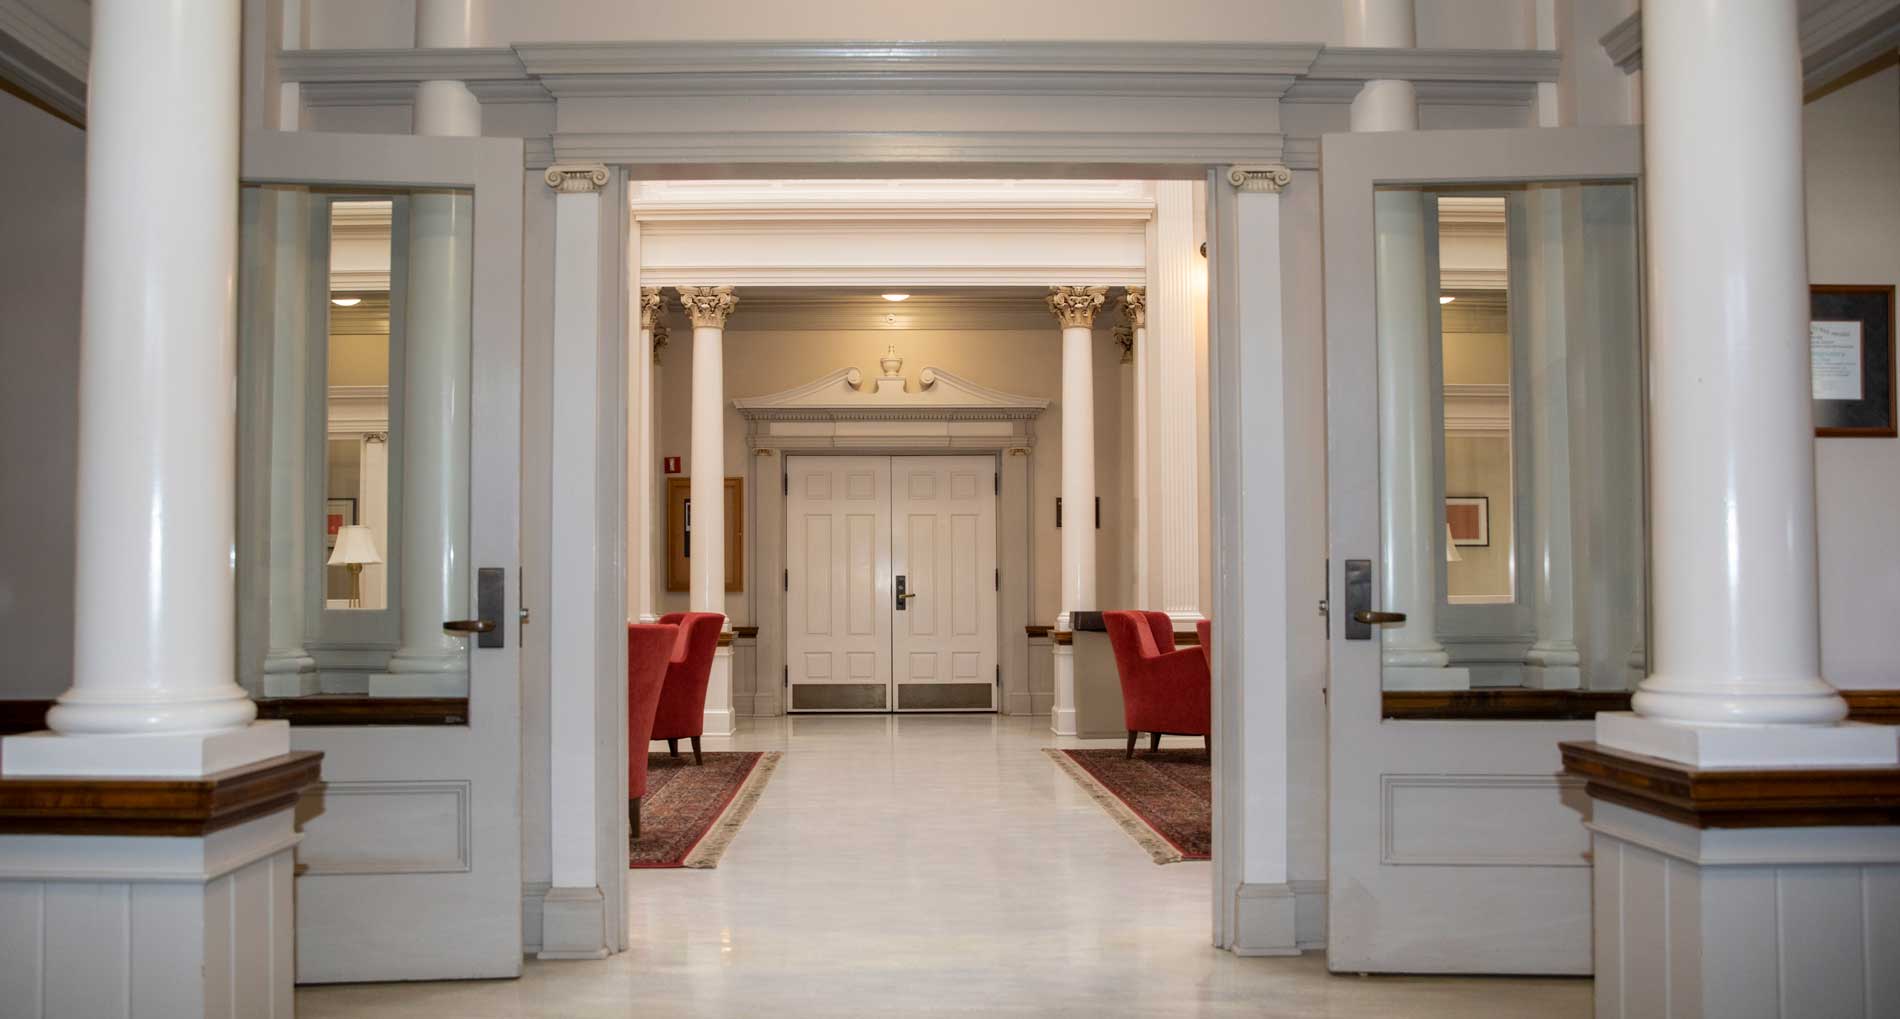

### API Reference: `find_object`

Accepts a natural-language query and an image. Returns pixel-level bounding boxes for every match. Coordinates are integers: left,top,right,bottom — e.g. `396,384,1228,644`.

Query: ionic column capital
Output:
638,286,665,330
1120,285,1147,330
543,163,609,194
1046,285,1108,328
1226,164,1293,193
677,285,738,329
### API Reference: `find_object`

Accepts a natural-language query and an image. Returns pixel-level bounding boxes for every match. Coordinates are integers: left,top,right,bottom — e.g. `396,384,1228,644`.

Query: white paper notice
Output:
1811,320,1863,401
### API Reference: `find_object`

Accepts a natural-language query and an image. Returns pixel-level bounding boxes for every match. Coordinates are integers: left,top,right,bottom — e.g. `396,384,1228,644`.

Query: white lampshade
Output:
328,524,383,566
1445,522,1464,564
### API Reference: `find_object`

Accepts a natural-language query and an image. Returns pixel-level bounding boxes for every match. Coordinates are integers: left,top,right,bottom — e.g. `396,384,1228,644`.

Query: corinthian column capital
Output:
651,321,670,364
1226,164,1292,193
1046,285,1109,328
1120,285,1147,330
677,285,738,329
638,287,665,330
543,163,610,194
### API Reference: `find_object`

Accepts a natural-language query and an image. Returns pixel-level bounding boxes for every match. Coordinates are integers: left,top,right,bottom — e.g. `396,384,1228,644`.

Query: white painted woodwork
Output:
1343,0,1420,132
1517,187,1582,690
411,0,480,138
1620,0,1851,733
0,810,301,1019
1589,801,1900,1019
239,129,524,982
786,456,894,711
372,190,475,697
891,456,999,712
1053,294,1102,631
631,285,660,623
1372,188,1468,690
262,188,321,696
22,0,258,744
686,305,729,620
1149,183,1204,626
1323,126,1644,974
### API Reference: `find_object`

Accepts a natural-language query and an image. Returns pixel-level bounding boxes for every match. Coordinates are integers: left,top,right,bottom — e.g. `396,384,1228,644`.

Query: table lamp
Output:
328,524,383,608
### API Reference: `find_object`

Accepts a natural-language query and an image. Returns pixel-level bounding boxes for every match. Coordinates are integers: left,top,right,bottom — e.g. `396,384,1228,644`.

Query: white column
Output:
679,285,737,736
1600,0,1893,766
1150,183,1205,626
1048,286,1106,735
359,432,390,610
1374,190,1469,690
412,0,480,138
541,163,613,959
261,190,319,697
372,190,475,696
1116,301,1140,610
1343,0,1418,132
2,0,288,776
1519,189,1581,690
631,287,663,623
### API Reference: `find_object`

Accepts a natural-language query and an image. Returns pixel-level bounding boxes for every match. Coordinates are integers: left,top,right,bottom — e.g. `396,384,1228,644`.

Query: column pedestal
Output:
1050,641,1077,736
704,645,736,737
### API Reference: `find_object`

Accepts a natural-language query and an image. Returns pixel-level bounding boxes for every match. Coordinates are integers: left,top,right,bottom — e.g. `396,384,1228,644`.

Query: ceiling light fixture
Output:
881,293,910,302
1439,295,1455,304
331,297,362,307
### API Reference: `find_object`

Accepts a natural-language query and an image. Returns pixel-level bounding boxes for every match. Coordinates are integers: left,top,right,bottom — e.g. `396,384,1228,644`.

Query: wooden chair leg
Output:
667,738,679,759
690,735,703,765
1126,731,1138,759
629,796,642,841
1150,732,1162,753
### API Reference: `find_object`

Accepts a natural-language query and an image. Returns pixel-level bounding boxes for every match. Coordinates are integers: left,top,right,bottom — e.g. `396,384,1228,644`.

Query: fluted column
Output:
631,287,664,624
1116,299,1141,610
1048,285,1106,735
3,0,289,776
679,285,737,736
1149,182,1205,626
262,189,319,696
1596,0,1895,767
1519,188,1581,689
412,0,480,137
1343,0,1418,132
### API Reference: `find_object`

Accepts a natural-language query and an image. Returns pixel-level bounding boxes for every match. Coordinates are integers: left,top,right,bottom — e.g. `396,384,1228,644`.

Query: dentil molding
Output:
1226,164,1293,193
543,163,609,193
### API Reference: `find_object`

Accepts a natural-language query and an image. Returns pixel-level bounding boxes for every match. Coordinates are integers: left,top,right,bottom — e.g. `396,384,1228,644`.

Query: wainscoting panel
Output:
1382,773,1591,867
296,780,471,876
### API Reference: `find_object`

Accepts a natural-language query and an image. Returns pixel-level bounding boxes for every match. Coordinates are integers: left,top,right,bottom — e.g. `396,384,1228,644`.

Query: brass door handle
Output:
444,619,497,634
900,592,919,600
1351,610,1408,625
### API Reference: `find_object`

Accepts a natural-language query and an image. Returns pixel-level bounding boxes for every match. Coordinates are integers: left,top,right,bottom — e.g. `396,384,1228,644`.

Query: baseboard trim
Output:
1230,881,1313,957
1049,707,1077,736
702,707,736,737
537,885,609,960
1291,879,1327,950
521,880,552,955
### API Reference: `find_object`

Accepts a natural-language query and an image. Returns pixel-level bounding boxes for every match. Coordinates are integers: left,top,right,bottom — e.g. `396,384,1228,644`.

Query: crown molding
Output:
637,265,1146,289
0,0,87,125
551,129,1286,169
1600,1,1900,95
278,47,528,83
1441,267,1509,290
734,364,1049,422
1305,46,1560,83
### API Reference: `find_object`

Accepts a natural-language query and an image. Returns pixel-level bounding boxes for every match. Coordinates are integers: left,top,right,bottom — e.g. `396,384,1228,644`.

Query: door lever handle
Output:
444,619,497,634
1351,610,1407,625
900,593,918,600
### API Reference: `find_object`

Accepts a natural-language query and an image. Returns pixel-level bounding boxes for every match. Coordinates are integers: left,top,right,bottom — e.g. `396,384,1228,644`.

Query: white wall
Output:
1807,65,1900,690
0,92,84,699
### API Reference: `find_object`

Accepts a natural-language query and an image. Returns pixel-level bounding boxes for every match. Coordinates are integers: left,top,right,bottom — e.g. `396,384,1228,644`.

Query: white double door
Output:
786,455,999,712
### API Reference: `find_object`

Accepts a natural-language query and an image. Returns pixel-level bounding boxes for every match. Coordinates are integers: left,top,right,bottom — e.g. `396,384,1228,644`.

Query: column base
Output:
1,719,290,778
1382,666,1472,692
1597,711,1900,768
537,885,609,960
1229,882,1301,957
260,665,320,698
1522,665,1581,690
702,648,735,737
369,670,469,698
1050,642,1077,736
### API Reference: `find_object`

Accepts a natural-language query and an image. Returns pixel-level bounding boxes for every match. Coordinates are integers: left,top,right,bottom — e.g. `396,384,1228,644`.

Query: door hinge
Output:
783,568,789,592
994,474,999,495
994,567,999,592
783,473,789,496
783,665,789,688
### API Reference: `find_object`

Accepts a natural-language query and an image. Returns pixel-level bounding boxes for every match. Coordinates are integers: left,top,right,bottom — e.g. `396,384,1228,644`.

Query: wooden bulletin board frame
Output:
666,476,744,593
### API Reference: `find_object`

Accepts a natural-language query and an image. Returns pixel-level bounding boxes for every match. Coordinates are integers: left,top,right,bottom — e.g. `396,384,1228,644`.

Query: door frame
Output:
781,452,1005,714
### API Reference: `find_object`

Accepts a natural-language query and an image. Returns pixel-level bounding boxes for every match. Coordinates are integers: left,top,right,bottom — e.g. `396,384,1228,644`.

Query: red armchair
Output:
1142,611,1178,654
1104,610,1211,759
652,612,724,764
628,622,678,840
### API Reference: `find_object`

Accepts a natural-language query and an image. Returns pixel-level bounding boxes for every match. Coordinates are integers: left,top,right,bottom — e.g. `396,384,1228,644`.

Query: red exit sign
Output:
663,456,682,474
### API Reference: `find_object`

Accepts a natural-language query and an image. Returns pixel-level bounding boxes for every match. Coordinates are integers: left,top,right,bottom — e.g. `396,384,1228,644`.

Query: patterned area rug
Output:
632,750,781,869
1046,748,1211,864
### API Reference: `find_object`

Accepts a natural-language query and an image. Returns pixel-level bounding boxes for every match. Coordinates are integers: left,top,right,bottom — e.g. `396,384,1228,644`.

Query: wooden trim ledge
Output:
0,751,325,837
1385,689,1633,720
1845,689,1900,724
255,697,469,726
1559,740,1900,829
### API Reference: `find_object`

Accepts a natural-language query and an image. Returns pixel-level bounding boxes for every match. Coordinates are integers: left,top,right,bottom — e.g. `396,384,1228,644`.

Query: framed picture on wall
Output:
324,497,357,554
665,477,745,593
1446,496,1489,547
1810,284,1896,437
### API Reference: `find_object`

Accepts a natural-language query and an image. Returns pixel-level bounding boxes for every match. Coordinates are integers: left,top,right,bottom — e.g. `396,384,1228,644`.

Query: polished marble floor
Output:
298,714,1592,1018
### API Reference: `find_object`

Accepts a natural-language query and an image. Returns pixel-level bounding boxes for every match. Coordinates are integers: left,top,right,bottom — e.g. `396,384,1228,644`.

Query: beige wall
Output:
1807,65,1900,690
0,93,84,699
652,321,1132,628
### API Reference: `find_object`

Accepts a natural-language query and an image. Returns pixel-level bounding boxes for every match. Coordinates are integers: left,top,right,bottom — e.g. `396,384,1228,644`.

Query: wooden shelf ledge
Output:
1560,740,1900,829
0,751,324,837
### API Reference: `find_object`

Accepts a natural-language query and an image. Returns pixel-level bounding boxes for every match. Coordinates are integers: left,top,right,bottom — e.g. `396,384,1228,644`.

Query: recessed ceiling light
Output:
1439,296,1455,304
881,293,910,302
332,297,362,307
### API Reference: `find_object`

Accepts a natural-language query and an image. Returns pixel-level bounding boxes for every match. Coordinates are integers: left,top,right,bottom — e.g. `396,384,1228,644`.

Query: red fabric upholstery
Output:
1196,619,1212,668
651,612,724,742
1139,611,1178,654
1104,610,1211,737
627,623,679,799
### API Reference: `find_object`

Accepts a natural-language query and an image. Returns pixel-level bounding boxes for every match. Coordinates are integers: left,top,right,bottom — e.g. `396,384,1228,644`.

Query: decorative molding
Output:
1047,285,1108,328
1113,322,1135,365
1281,136,1320,170
543,162,609,194
1226,164,1292,193
0,752,324,837
1304,46,1560,84
734,364,1048,422
1444,382,1512,436
651,321,669,364
1384,689,1630,721
0,0,88,126
677,284,738,328
551,129,1289,168
1600,1,1900,95
1119,285,1147,330
1562,740,1900,829
1439,267,1508,290
1381,773,1590,867
254,697,469,726
1599,13,1643,74
638,287,665,330
278,46,529,84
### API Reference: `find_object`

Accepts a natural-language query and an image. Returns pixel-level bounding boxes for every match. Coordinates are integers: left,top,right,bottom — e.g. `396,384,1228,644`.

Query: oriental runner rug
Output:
631,750,781,869
1045,747,1212,864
